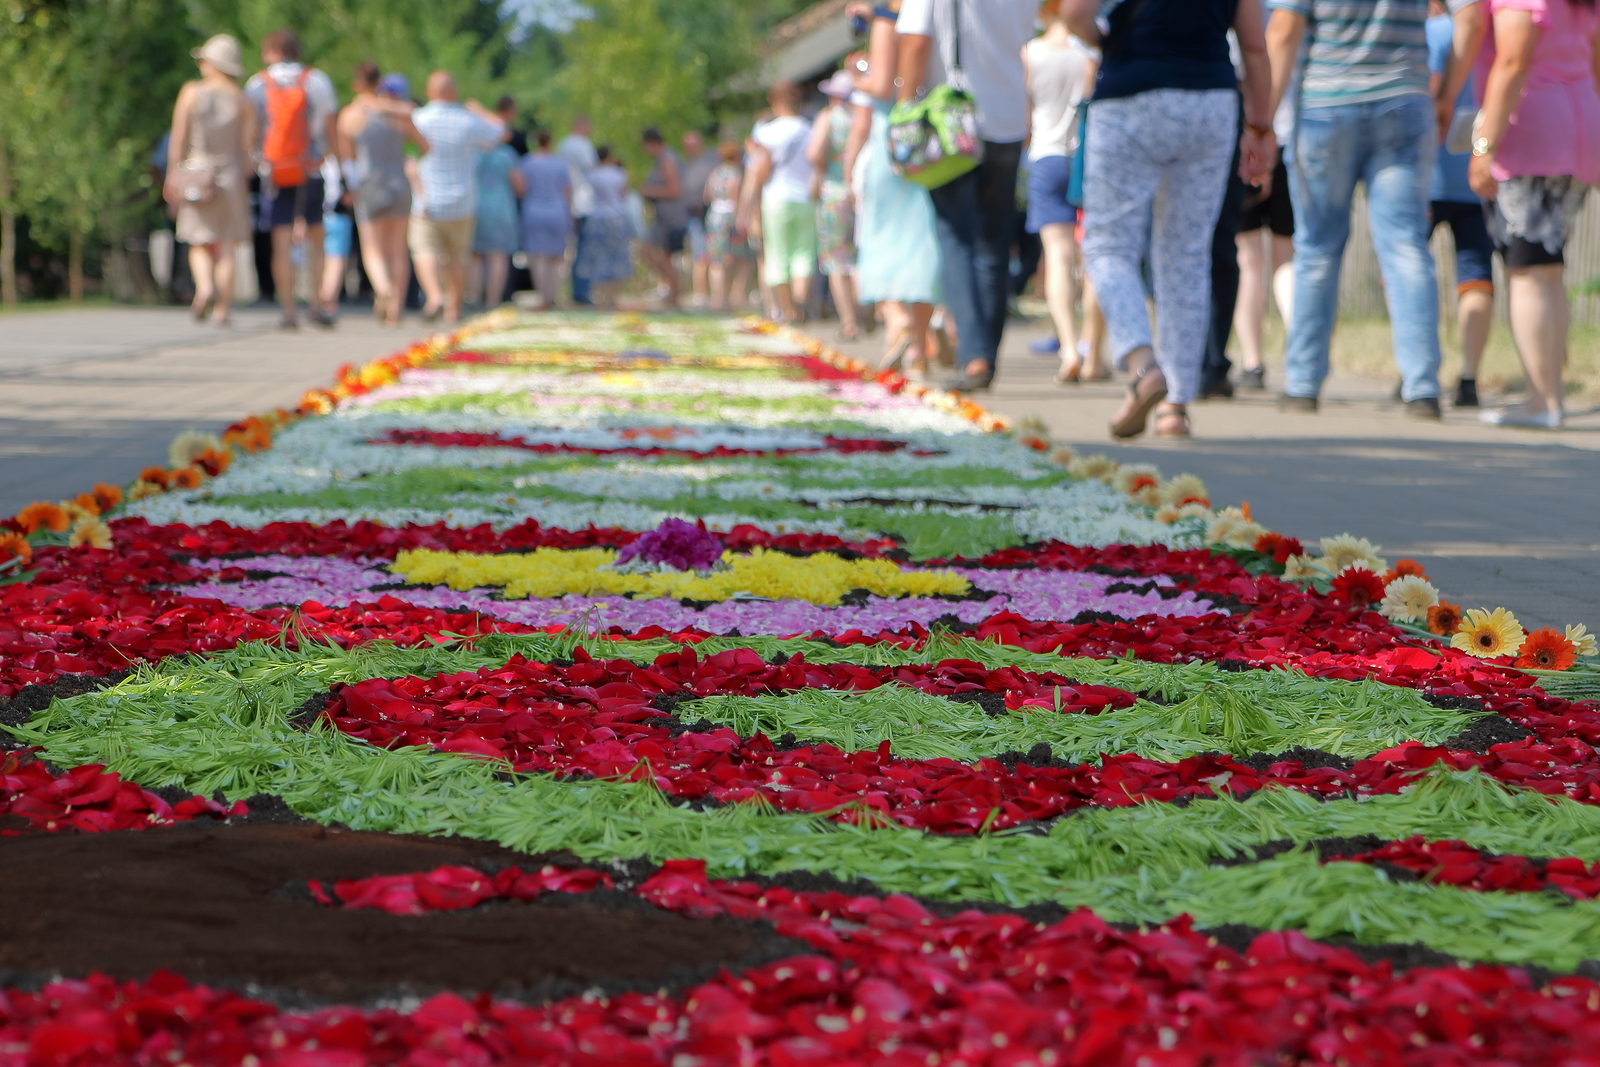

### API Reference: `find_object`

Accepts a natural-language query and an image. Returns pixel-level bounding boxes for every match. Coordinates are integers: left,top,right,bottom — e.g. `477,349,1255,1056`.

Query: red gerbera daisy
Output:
1515,628,1578,671
1329,567,1386,610
1254,532,1305,565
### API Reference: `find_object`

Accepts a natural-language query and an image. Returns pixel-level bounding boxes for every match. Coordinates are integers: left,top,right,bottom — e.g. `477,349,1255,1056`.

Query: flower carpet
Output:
3,310,1600,1065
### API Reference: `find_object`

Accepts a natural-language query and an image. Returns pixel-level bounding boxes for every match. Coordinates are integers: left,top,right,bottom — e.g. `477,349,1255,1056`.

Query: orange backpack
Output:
260,69,312,188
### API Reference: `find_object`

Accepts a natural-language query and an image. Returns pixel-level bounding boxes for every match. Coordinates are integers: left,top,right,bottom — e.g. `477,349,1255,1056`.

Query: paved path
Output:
815,318,1600,631
0,306,411,519
4,305,1596,631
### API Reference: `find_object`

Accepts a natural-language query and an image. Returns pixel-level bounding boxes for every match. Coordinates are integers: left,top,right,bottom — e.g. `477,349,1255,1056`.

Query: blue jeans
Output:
1284,95,1442,400
570,216,593,305
929,140,1022,376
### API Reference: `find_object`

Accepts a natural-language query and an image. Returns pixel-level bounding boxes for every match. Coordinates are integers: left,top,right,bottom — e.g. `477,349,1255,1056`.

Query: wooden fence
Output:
1339,191,1600,326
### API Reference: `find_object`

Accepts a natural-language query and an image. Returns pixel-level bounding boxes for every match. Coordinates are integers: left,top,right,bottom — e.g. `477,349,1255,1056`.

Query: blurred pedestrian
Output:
560,115,599,305
743,82,817,324
245,28,339,329
165,33,253,328
471,124,522,308
1466,0,1600,429
703,138,754,311
316,156,353,321
809,68,862,340
679,130,720,308
408,70,508,324
576,147,633,308
640,128,686,307
1064,0,1275,439
1425,0,1493,408
517,129,572,308
847,4,943,375
336,63,425,325
1020,6,1096,383
1267,0,1445,417
896,0,1036,391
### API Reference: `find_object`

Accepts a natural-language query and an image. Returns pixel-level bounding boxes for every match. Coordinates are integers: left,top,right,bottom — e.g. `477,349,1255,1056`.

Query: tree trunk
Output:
68,226,84,303
0,139,16,309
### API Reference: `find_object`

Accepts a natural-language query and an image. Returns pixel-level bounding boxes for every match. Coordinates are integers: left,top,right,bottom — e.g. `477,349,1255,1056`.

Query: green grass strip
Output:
18,638,1588,967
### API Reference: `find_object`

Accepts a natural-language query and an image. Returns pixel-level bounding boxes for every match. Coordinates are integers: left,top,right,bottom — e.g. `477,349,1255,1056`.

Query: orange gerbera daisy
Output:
139,467,172,489
1515,628,1579,671
0,531,32,565
72,491,102,517
1384,558,1428,584
15,502,70,534
170,467,204,490
91,483,123,511
1427,601,1463,636
193,448,231,477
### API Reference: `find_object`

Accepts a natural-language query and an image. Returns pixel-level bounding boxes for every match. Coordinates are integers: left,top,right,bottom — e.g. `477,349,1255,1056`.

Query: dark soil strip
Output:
0,671,131,751
0,822,803,1009
1443,713,1533,753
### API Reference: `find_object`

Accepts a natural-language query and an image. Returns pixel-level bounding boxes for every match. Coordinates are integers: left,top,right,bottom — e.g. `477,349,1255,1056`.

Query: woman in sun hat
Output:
807,65,864,341
165,34,254,327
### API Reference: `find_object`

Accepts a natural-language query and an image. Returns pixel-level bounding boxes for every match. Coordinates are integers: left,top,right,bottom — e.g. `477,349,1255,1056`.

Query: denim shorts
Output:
1429,199,1493,289
322,212,354,259
1025,154,1077,233
266,178,326,228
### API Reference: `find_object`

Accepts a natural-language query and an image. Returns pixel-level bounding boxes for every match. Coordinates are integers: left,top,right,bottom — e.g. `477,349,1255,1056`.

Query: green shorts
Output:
760,199,818,287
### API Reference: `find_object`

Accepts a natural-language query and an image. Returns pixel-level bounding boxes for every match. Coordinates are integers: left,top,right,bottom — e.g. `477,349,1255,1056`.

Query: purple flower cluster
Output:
175,555,1216,637
614,518,725,572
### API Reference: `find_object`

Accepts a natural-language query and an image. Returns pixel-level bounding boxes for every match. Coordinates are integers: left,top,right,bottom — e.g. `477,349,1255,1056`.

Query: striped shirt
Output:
1267,0,1431,107
412,102,505,221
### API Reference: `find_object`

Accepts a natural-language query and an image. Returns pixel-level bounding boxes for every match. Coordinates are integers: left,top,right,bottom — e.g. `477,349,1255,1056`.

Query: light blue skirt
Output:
855,105,942,305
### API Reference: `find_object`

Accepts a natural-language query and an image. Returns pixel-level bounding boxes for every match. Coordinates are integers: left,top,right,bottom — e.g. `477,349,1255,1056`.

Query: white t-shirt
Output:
244,62,340,164
1025,36,1095,160
752,115,815,205
559,133,599,217
896,0,1036,144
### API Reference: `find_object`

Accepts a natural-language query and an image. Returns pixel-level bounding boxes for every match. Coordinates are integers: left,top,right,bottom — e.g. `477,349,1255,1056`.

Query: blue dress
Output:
473,146,520,254
517,153,572,257
855,99,942,305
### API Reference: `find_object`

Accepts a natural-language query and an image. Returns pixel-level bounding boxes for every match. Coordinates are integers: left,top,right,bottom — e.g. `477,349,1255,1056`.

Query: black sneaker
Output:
1198,376,1235,400
307,308,338,329
1405,396,1442,420
1241,367,1266,391
1278,393,1318,413
1454,378,1479,407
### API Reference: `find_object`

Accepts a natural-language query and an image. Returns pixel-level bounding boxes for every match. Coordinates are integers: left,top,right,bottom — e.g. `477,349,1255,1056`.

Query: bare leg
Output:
730,259,752,310
827,272,860,338
1505,264,1567,416
692,254,710,306
188,243,216,316
356,220,393,320
319,251,347,317
466,255,486,305
414,253,445,317
644,245,679,306
443,260,468,323
904,302,934,376
211,241,236,322
303,224,326,317
791,274,812,315
1038,223,1080,377
270,225,297,324
595,280,620,310
534,255,562,307
381,218,411,324
709,258,729,310
1457,287,1492,380
488,253,511,307
1080,275,1107,378
771,281,798,323
879,300,910,367
1233,228,1267,372
1270,234,1295,325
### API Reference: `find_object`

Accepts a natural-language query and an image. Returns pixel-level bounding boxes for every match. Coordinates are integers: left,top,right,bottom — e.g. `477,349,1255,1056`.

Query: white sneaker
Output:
1481,405,1562,429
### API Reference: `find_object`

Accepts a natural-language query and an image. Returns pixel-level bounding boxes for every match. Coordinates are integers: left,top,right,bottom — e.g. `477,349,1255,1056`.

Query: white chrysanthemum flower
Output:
1176,503,1213,521
168,430,225,470
1281,554,1324,581
1319,533,1387,575
1566,623,1599,657
1378,575,1440,623
1158,473,1209,508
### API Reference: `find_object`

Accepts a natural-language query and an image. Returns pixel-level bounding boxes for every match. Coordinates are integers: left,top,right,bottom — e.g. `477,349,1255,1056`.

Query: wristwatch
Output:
1472,136,1493,158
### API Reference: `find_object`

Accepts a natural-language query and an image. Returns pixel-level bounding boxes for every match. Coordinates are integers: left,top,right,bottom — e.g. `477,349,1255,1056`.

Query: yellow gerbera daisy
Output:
1565,623,1599,657
1451,607,1527,659
1067,454,1118,481
1281,554,1323,581
1158,473,1209,508
1319,533,1387,576
67,516,113,550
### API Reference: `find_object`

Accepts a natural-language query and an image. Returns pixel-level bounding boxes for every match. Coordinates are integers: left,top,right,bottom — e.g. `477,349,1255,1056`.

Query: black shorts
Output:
266,177,326,229
1485,175,1588,268
1240,157,1293,237
650,220,687,254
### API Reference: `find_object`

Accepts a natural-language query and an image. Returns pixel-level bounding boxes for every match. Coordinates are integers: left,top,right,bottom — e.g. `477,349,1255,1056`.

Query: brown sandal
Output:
1153,404,1191,438
1109,367,1168,439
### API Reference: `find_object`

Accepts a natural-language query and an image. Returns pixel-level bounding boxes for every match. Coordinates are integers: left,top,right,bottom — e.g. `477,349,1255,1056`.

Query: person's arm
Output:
843,101,872,186
238,87,258,170
1021,43,1033,150
163,83,194,203
465,99,511,143
1468,6,1539,200
643,153,681,200
1266,7,1307,119
1235,0,1276,185
805,107,832,168
896,34,933,101
399,112,428,155
1437,2,1488,136
510,160,528,198
1060,0,1102,47
737,143,771,234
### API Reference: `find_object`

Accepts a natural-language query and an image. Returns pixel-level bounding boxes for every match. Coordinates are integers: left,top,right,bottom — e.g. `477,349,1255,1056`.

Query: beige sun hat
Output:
191,34,244,78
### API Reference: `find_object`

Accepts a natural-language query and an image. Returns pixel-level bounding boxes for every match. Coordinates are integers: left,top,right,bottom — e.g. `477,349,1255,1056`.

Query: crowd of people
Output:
160,0,1599,434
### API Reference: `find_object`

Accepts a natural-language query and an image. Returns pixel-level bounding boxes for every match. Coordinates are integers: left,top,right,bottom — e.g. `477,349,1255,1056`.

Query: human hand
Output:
1238,131,1276,188
1434,95,1454,144
1468,152,1498,201
845,0,873,16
